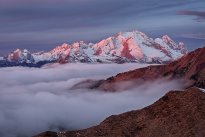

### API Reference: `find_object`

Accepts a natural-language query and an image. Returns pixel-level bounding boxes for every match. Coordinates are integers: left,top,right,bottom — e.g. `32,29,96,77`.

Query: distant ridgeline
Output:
0,30,187,67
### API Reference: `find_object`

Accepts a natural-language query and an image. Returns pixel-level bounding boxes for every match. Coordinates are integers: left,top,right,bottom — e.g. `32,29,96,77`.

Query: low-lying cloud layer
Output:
0,63,183,137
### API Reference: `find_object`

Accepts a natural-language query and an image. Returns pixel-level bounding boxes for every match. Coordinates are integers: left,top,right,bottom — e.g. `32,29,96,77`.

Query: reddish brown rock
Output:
35,87,205,137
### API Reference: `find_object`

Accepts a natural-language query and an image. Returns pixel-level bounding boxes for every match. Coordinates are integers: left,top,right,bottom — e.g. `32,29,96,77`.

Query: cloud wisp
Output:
0,63,184,137
180,33,205,40
177,10,205,22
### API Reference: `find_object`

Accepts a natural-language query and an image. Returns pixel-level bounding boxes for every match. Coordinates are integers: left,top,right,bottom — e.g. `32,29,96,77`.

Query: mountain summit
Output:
0,30,187,67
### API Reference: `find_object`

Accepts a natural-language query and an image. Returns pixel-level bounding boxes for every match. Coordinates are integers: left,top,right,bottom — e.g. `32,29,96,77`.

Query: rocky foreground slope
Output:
0,30,187,67
35,87,205,137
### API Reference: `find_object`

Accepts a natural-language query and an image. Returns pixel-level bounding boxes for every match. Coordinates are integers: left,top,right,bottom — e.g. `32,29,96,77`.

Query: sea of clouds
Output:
0,63,184,137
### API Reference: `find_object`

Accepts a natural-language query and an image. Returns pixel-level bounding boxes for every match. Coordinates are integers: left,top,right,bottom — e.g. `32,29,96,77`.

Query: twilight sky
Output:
0,0,205,55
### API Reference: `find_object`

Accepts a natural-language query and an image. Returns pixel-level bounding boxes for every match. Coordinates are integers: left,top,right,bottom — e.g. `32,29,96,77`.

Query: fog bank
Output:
0,63,183,137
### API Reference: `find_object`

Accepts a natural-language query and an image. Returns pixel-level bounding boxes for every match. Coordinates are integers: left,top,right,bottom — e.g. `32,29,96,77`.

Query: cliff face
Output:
35,87,205,137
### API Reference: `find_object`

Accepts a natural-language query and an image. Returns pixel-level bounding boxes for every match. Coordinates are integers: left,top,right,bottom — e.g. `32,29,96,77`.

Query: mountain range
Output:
0,30,187,67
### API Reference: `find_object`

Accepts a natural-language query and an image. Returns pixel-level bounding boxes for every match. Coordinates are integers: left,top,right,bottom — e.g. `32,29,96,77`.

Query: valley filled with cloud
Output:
0,63,184,137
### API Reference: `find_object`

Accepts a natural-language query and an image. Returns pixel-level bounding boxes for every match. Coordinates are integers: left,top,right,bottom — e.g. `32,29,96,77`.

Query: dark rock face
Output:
0,60,53,68
34,131,58,137
95,47,205,91
34,87,205,137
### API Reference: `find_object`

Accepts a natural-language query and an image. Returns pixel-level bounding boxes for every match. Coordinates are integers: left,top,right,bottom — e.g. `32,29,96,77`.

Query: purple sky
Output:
0,0,205,55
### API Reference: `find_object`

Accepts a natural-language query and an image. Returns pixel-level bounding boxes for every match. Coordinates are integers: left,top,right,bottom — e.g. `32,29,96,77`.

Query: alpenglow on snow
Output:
0,30,188,67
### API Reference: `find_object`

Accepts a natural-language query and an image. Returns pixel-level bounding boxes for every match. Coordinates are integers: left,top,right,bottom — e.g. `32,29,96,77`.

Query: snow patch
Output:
199,88,205,92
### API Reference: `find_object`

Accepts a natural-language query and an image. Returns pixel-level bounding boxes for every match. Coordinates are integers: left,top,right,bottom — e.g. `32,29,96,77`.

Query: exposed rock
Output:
34,87,205,137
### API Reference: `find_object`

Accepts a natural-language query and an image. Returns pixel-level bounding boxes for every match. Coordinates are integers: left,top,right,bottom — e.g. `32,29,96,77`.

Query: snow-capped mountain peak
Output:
1,30,188,67
50,43,70,55
7,48,34,63
162,35,174,43
161,35,187,53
